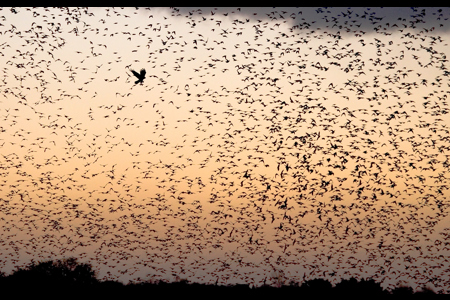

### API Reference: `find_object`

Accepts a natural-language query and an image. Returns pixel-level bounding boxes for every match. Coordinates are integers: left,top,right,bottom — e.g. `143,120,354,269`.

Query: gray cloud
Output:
158,7,450,35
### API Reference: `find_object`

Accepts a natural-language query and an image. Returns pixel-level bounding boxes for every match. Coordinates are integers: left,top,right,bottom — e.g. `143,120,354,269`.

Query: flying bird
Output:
130,68,146,84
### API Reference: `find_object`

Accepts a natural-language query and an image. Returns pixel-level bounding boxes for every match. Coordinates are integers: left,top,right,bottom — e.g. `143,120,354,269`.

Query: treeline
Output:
0,258,439,295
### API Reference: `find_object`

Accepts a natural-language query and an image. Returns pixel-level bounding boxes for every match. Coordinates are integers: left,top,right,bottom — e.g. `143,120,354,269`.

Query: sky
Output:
0,6,450,292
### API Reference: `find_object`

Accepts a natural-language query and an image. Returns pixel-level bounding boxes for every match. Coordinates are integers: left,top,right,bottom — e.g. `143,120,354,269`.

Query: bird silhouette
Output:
130,68,146,84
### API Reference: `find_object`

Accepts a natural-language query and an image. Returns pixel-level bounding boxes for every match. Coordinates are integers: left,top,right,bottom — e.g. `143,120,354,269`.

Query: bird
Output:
130,68,146,84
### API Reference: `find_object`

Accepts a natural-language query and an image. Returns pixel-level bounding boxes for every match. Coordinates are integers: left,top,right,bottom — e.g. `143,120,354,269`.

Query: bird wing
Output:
131,69,140,78
140,69,146,78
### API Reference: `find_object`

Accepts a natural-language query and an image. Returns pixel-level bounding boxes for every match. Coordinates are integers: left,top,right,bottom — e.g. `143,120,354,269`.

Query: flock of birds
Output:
0,6,450,292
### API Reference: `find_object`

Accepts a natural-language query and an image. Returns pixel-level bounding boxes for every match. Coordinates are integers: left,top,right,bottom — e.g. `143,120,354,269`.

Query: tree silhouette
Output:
8,257,97,291
391,285,414,295
0,258,440,295
300,278,333,296
334,278,387,296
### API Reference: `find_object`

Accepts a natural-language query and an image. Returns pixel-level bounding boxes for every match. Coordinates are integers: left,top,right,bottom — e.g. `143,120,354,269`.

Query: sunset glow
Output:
1,7,450,292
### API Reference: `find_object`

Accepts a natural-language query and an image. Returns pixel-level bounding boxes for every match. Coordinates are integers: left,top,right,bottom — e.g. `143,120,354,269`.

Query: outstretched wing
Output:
140,68,146,78
131,69,140,78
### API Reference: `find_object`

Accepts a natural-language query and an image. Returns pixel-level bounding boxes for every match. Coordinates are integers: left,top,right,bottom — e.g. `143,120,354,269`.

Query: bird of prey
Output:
130,68,146,84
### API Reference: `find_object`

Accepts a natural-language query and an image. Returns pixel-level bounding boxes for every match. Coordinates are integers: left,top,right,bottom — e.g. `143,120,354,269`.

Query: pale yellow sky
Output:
0,7,450,291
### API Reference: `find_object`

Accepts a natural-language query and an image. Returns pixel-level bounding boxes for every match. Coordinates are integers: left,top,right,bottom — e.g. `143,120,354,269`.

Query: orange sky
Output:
0,7,450,291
